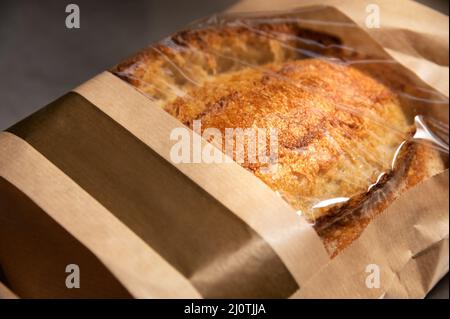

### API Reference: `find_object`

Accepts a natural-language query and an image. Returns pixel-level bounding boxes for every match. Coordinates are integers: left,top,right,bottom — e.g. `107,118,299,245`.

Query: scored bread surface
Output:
113,22,446,256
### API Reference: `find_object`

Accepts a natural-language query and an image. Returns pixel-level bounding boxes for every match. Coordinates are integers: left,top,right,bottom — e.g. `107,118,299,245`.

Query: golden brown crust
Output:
112,22,446,256
163,59,410,221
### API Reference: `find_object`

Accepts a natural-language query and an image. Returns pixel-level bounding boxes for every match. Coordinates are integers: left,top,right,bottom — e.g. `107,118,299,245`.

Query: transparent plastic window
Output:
112,6,449,256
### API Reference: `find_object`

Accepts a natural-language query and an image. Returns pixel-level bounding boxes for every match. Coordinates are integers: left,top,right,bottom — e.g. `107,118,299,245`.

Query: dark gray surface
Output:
0,0,236,130
0,0,448,299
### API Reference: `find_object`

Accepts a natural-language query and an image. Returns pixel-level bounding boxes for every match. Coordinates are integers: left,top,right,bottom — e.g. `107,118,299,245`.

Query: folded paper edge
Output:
292,170,449,298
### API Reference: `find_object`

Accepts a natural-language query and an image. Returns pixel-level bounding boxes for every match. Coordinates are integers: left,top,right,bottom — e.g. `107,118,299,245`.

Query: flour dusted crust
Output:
113,22,446,256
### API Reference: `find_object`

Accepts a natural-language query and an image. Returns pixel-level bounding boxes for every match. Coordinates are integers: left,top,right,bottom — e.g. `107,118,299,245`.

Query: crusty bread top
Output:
113,21,446,256
113,22,350,106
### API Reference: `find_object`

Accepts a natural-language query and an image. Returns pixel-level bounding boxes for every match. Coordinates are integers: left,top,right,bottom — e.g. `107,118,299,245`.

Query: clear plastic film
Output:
112,6,449,256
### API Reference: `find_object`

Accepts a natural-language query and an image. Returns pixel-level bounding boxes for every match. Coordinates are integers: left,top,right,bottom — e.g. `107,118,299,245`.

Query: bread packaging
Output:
0,0,448,298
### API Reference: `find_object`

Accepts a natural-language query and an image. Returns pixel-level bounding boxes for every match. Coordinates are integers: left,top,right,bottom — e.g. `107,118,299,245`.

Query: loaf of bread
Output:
113,22,446,256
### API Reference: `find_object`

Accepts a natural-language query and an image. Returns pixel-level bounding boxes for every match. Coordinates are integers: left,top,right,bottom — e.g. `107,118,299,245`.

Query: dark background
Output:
0,0,448,298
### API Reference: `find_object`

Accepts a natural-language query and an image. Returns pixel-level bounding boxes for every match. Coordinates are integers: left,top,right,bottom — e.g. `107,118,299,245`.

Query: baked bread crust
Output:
113,22,446,256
